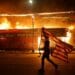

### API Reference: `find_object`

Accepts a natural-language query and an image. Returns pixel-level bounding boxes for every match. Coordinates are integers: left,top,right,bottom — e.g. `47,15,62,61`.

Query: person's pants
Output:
41,53,57,70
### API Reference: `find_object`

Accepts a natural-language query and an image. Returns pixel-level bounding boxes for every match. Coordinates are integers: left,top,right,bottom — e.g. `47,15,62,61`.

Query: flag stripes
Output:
51,41,73,62
53,50,68,59
55,45,66,53
52,53,68,62
52,44,68,62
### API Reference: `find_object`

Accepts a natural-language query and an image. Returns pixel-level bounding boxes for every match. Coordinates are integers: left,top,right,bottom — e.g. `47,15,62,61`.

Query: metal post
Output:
32,15,35,53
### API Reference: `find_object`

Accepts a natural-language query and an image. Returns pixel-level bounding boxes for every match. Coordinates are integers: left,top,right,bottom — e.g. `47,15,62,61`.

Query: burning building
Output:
0,13,74,52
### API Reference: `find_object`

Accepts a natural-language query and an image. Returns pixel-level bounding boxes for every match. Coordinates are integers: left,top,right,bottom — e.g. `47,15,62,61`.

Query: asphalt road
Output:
0,51,75,75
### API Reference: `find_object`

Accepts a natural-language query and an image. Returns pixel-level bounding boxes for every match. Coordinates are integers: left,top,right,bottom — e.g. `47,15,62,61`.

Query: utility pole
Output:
32,15,35,53
28,0,35,53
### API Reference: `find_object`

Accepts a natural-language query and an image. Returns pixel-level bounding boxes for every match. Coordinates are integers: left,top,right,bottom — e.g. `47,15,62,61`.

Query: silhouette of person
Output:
39,28,58,72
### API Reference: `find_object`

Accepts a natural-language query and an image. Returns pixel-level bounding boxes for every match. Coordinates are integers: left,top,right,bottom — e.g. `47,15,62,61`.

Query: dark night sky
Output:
0,0,75,14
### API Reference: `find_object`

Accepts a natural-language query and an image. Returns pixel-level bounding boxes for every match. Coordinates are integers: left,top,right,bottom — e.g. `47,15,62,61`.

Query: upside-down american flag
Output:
42,28,74,63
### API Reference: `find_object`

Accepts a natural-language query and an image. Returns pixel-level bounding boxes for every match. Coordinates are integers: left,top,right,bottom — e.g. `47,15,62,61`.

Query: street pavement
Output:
0,51,75,75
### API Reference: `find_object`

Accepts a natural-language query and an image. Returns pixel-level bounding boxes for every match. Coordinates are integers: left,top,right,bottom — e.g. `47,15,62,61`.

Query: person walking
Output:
39,28,58,72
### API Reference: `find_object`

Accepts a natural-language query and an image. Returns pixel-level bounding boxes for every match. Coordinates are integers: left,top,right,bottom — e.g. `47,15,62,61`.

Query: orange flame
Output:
0,18,12,30
15,22,32,29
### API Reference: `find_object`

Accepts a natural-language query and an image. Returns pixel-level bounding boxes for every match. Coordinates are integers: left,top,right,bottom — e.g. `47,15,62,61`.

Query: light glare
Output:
29,0,33,4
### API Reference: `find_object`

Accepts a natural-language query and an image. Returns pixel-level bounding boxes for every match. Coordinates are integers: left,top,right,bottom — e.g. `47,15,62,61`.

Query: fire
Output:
34,36,44,53
38,36,41,48
60,31,71,43
0,18,12,30
15,22,31,29
68,26,74,31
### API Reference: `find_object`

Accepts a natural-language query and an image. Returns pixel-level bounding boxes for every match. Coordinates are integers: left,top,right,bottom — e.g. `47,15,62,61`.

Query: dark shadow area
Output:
54,69,60,75
38,70,45,75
